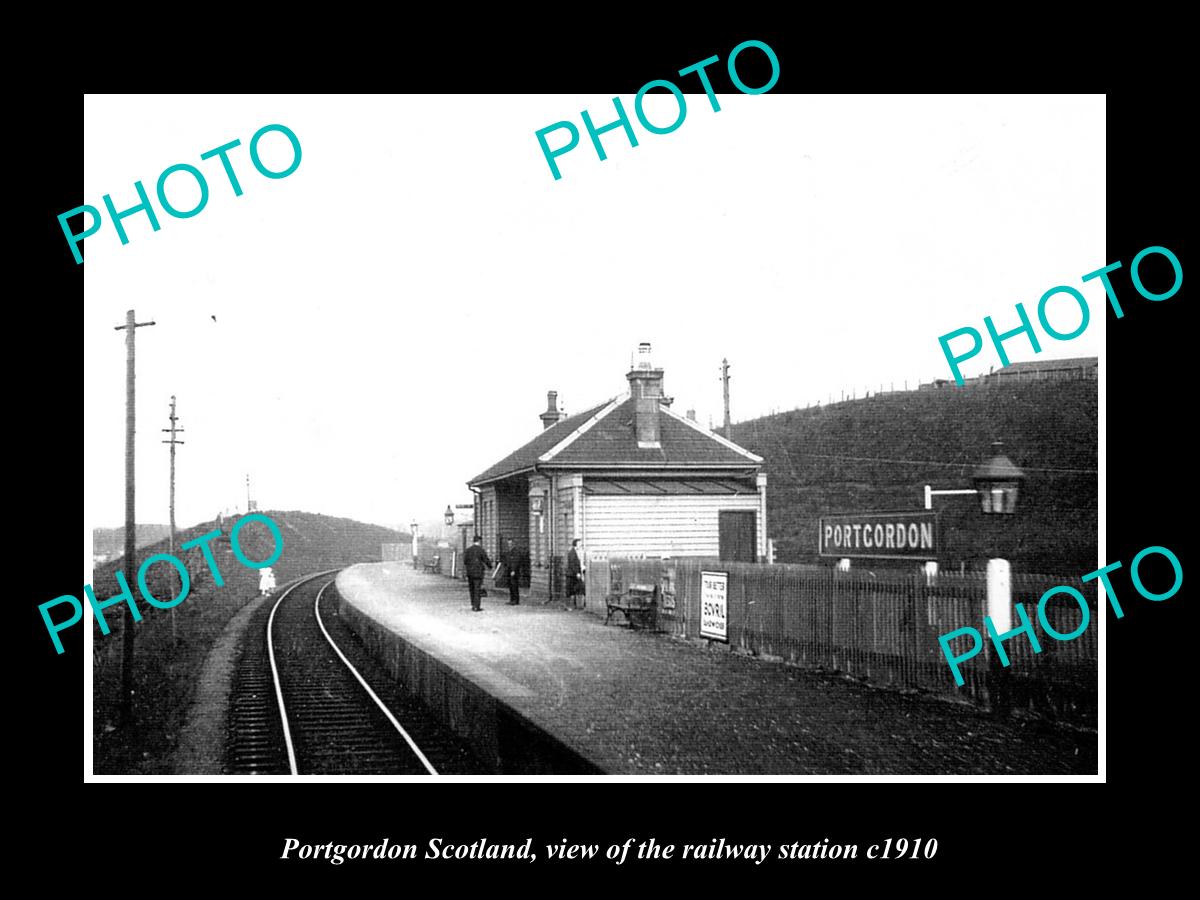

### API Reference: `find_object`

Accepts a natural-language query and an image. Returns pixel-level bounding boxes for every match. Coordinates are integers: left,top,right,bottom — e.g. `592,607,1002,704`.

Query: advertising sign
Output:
700,571,728,642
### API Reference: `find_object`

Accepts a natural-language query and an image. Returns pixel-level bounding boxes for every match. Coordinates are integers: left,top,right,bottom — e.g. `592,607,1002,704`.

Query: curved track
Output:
226,571,483,775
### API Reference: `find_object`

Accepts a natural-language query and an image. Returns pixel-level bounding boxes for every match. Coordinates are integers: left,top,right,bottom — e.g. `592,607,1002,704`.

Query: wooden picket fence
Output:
585,556,1096,726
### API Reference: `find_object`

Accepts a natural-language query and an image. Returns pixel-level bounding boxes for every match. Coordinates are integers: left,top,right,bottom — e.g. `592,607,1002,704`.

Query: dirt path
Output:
172,591,274,774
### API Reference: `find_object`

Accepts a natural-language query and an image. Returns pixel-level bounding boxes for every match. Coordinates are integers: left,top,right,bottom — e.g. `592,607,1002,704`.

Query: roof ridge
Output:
659,403,764,463
466,396,618,487
539,394,626,463
467,394,762,488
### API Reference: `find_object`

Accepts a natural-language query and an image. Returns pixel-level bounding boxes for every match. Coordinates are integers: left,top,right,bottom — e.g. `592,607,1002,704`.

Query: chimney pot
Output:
636,342,653,369
539,390,562,430
626,344,664,447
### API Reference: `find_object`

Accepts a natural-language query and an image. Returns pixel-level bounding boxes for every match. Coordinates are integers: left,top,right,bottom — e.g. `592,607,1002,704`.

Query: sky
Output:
83,94,1105,535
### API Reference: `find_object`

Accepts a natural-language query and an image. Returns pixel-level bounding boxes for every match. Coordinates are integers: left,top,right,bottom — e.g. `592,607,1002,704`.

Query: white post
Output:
922,561,938,625
924,485,933,510
986,558,1011,633
757,472,769,561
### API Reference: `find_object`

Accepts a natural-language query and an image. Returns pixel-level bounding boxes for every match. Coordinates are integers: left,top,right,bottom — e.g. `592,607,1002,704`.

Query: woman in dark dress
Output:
566,539,585,609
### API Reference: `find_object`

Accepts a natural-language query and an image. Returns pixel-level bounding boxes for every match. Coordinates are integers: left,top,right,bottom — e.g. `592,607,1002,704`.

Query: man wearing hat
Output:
463,535,492,612
500,538,524,605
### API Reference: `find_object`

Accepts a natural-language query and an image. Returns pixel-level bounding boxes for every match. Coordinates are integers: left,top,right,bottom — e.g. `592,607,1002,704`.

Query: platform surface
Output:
337,563,1095,775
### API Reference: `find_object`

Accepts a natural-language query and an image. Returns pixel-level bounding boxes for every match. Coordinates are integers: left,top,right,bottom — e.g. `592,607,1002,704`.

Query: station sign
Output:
818,511,938,560
700,571,728,642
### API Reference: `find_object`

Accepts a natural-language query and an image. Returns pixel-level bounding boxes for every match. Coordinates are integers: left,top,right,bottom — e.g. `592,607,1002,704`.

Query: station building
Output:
467,345,768,600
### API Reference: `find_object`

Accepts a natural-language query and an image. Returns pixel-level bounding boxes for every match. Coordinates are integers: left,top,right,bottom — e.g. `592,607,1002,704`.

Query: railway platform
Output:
336,563,1095,775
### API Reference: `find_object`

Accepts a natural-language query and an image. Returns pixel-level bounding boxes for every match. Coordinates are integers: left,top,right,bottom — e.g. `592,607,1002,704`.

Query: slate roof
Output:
467,400,612,486
468,397,761,487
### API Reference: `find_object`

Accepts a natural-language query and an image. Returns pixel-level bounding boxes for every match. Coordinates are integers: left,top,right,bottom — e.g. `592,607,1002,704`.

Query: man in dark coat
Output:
566,539,585,609
463,535,492,612
500,539,522,606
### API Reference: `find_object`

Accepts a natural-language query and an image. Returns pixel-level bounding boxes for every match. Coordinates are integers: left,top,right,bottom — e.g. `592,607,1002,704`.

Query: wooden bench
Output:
605,582,658,629
423,555,441,574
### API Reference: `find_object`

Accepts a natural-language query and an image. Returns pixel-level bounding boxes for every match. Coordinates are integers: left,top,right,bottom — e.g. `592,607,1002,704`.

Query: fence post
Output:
986,558,1012,717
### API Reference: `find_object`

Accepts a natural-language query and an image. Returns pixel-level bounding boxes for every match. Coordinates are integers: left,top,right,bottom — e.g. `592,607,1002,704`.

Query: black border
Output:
21,19,1190,886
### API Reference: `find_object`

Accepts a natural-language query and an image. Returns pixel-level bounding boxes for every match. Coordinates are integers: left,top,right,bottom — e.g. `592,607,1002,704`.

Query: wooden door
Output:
718,510,757,562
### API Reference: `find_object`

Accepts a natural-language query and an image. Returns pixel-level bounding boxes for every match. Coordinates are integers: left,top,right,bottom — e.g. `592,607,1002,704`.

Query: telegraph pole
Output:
720,358,732,441
162,396,184,644
114,309,155,724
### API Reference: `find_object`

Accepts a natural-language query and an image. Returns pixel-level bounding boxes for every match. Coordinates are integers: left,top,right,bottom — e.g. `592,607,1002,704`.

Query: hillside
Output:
91,510,406,774
92,524,170,560
734,378,1097,574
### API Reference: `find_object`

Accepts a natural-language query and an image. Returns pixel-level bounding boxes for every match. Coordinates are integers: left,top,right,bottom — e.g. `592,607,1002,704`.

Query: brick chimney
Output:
626,342,663,448
540,390,562,429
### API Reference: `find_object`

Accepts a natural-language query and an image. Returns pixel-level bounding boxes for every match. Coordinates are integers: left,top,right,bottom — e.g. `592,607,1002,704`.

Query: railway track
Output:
226,571,484,775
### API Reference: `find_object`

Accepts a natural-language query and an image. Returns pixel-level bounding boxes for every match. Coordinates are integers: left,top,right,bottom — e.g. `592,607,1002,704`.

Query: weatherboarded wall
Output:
582,494,763,558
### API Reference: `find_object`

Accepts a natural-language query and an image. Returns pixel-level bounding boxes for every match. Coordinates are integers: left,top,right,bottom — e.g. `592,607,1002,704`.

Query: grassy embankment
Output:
91,511,405,774
735,377,1097,575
